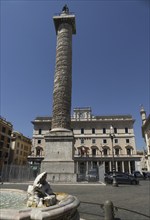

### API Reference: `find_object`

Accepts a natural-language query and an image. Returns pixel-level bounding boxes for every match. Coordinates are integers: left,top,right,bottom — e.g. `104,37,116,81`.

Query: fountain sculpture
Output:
0,171,80,220
27,172,56,208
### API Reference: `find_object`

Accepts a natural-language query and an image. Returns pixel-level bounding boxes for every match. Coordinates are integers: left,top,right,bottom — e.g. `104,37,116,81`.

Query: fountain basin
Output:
0,189,80,220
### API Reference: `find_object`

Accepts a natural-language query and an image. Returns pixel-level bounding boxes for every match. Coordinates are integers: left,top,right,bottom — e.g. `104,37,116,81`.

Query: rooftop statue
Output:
27,172,56,208
62,4,69,14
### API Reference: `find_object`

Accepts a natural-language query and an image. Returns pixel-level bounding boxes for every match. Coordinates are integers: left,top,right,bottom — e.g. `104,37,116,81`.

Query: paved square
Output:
1,180,150,220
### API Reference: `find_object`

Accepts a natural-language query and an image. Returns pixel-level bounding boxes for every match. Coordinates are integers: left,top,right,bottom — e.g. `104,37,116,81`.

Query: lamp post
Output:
110,125,118,187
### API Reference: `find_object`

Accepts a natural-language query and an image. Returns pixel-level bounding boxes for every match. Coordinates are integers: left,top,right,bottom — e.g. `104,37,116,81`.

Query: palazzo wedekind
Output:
29,107,141,177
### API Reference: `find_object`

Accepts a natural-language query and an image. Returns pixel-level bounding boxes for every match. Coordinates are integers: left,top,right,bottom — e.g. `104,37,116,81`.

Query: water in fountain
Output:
0,189,27,209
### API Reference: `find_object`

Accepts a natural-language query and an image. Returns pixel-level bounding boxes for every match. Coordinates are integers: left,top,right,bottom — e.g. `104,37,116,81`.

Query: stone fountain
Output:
0,172,80,220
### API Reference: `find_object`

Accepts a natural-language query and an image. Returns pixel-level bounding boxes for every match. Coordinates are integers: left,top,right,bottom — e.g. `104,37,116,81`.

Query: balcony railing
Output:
28,155,44,158
74,154,141,158
27,154,141,161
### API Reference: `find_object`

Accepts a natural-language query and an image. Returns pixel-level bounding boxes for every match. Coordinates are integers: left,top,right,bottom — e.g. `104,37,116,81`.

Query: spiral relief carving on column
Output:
52,22,73,130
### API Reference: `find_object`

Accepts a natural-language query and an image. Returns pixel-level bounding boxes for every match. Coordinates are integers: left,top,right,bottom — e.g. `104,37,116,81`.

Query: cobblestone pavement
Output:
1,180,150,220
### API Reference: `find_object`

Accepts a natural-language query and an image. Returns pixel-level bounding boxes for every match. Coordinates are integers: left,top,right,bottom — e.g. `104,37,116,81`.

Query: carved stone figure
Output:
27,172,56,208
62,4,69,14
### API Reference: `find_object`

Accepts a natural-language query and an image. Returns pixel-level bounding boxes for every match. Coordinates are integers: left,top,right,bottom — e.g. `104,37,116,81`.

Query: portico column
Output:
86,161,89,174
103,161,105,172
109,161,112,172
128,161,131,174
116,161,118,172
122,161,125,172
76,161,79,174
91,161,93,169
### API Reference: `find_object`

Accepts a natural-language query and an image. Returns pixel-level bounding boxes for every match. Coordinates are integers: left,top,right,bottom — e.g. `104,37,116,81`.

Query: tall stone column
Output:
52,9,75,130
41,6,77,182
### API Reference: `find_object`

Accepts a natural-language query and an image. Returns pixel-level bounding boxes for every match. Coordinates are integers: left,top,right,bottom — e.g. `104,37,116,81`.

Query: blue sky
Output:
1,0,150,150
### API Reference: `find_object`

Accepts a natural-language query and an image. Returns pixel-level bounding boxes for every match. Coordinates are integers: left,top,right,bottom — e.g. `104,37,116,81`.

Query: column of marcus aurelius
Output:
41,6,77,182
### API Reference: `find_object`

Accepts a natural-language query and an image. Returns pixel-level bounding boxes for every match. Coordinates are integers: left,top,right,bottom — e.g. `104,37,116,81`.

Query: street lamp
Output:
110,125,118,187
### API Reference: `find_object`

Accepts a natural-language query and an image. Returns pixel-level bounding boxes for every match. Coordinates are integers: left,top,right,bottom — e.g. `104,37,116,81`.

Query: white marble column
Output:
86,161,89,174
109,161,112,171
116,161,118,172
122,161,125,172
128,161,131,174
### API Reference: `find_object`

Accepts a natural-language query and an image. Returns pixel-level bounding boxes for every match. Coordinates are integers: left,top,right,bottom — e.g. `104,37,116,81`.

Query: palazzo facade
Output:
29,107,141,176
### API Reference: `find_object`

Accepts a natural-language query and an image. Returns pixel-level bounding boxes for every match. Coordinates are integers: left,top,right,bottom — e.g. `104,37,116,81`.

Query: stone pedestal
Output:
41,129,77,182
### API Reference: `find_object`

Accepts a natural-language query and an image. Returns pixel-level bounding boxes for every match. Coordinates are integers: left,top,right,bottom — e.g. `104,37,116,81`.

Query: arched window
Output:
102,146,110,156
91,146,98,156
127,148,131,155
78,146,89,157
125,145,133,155
103,149,108,155
114,145,122,155
92,148,96,156
36,146,43,156
115,148,119,155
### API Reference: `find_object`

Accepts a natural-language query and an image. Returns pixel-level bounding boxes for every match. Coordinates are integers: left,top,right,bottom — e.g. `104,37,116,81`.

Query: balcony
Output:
74,154,141,159
27,155,44,163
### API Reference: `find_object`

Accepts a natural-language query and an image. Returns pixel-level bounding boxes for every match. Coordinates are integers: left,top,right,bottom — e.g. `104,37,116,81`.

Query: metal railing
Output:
1,164,35,182
74,153,139,158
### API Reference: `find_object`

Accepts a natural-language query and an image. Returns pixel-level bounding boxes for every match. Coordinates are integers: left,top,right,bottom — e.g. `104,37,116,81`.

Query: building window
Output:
38,140,41,144
103,139,107,144
8,130,11,135
125,128,128,133
127,148,131,155
92,128,95,134
114,128,117,134
36,149,40,156
2,127,6,133
115,148,119,155
92,139,96,144
80,147,86,156
114,139,118,144
1,135,5,141
92,148,96,156
5,152,8,158
103,128,106,134
81,128,84,134
7,138,10,143
103,149,107,155
39,129,42,134
126,139,130,144
36,147,42,156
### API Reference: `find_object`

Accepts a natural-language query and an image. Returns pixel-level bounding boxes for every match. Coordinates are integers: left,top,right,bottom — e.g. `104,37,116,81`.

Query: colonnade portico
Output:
75,159,136,175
